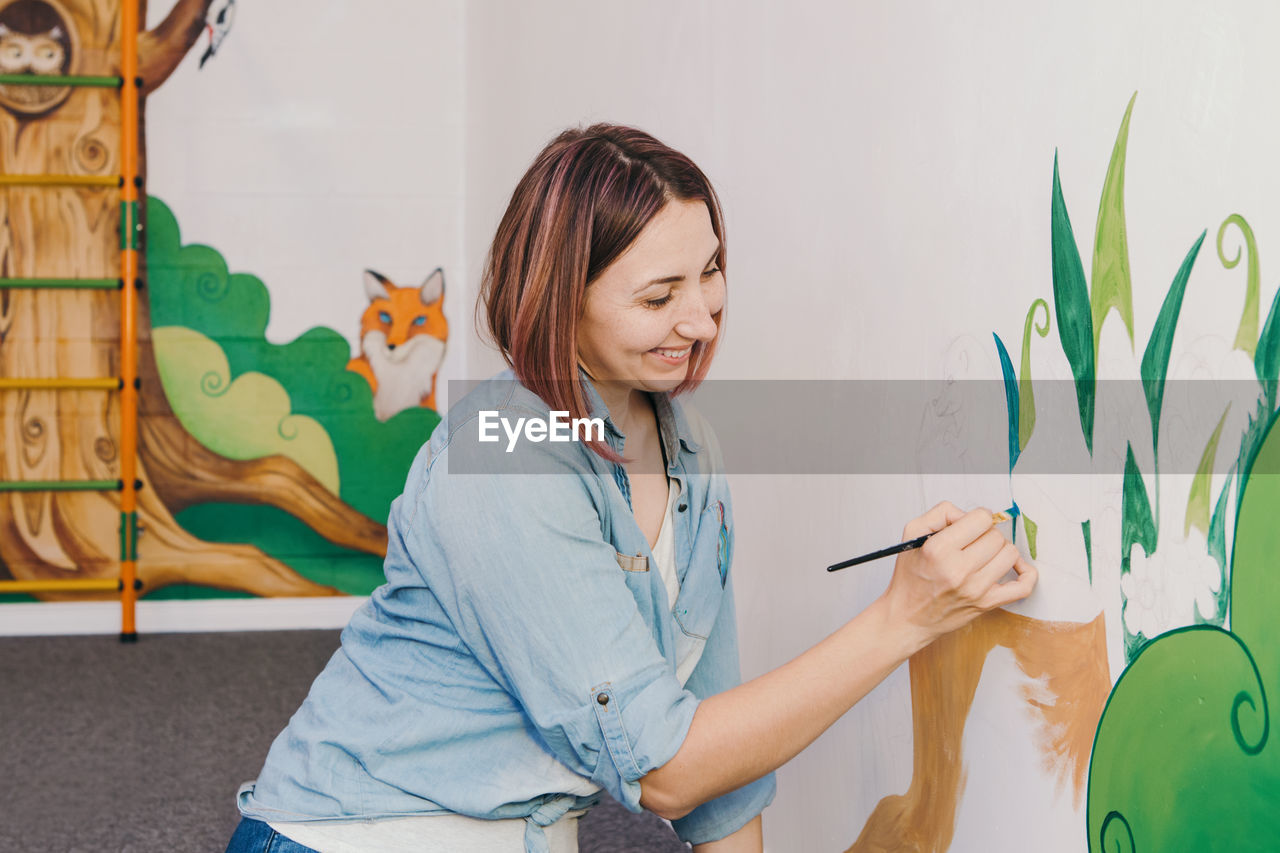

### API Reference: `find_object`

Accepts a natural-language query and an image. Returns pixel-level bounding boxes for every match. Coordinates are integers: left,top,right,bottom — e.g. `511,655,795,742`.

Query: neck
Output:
590,380,654,439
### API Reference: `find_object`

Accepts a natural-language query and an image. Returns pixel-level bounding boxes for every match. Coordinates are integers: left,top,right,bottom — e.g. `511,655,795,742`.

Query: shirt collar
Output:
578,368,703,455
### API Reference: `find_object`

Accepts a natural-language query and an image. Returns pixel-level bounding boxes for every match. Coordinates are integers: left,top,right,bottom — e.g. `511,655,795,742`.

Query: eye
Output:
413,315,426,326
643,294,674,309
702,265,721,277
378,311,391,324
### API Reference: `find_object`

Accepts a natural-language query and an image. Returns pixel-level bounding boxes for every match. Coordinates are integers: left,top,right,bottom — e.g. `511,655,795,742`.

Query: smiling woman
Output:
225,124,1037,853
577,198,723,385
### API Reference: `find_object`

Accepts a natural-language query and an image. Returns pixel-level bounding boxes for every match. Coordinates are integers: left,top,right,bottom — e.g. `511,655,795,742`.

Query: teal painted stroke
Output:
994,332,1020,471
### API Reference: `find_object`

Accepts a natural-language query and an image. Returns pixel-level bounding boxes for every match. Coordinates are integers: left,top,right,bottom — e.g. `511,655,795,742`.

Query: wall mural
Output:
0,0,444,603
4,4,1271,847
849,94,1279,851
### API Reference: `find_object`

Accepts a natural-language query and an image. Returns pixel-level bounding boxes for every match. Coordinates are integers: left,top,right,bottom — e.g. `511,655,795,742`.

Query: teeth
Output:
653,348,689,358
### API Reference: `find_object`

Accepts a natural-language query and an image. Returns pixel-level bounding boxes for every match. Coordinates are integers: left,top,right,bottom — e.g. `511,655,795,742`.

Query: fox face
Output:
347,268,448,419
359,268,448,350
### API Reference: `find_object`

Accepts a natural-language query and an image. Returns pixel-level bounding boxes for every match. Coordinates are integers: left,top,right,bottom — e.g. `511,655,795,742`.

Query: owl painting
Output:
0,23,65,75
0,18,71,115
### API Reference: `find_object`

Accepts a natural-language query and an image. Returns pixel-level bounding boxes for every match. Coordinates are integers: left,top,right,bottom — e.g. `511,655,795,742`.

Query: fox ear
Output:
419,268,444,305
363,270,390,301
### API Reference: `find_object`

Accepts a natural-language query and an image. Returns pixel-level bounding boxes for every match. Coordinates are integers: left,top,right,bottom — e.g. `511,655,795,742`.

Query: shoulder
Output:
401,370,606,511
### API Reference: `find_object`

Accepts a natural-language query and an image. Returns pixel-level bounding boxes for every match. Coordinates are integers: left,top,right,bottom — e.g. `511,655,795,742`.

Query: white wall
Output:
464,2,1280,849
145,0,470,388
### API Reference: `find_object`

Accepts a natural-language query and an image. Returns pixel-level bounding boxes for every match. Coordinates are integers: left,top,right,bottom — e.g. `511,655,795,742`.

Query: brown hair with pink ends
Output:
479,123,726,459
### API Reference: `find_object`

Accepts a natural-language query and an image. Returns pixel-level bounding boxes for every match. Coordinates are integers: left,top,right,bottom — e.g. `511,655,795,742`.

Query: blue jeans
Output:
225,817,320,853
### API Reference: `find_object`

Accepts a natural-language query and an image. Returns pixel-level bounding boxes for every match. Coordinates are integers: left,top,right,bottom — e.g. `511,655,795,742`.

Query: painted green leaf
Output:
1121,443,1158,564
1121,442,1158,661
1091,92,1138,357
1082,519,1093,584
1217,214,1261,359
1236,396,1272,512
1140,231,1207,463
1018,298,1050,451
994,333,1020,472
1021,513,1039,559
1185,406,1229,538
1255,271,1280,412
1051,152,1096,453
1197,465,1232,627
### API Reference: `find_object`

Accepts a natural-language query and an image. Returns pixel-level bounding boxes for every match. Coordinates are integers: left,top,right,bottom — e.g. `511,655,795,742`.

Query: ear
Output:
419,267,444,305
0,24,11,37
363,270,390,301
48,25,63,39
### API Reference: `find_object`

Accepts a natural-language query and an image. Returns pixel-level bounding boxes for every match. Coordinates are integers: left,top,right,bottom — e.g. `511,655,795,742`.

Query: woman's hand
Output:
882,501,1037,653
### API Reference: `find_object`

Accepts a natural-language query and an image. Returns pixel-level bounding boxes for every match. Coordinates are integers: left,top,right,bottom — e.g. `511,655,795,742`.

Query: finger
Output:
967,539,1020,589
978,556,1038,609
959,527,1010,574
903,500,966,539
929,506,996,552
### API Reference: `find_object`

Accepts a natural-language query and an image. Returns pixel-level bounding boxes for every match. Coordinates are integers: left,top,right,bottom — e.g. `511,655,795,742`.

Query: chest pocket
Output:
672,501,729,641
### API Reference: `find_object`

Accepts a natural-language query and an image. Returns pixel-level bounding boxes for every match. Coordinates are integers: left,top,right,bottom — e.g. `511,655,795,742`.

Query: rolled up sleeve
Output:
406,429,698,810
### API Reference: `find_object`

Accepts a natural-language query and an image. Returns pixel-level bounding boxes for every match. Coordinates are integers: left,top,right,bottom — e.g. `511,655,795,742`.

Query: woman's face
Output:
577,199,725,396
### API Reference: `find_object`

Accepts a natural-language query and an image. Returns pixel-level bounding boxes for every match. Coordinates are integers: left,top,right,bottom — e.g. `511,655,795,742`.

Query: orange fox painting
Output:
347,268,449,419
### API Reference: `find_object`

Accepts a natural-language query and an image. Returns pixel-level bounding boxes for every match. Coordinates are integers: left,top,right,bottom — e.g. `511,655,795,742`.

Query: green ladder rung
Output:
0,479,120,493
0,278,120,289
0,74,121,87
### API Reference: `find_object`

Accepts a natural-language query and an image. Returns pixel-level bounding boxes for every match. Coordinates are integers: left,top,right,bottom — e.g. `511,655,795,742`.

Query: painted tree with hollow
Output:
0,0,380,599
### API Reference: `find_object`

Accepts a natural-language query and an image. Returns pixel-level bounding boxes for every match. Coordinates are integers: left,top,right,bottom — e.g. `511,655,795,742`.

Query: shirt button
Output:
678,503,687,512
597,693,610,706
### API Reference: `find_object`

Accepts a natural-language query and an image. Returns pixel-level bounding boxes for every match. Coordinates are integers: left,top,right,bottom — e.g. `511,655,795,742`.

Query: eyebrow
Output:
640,246,722,288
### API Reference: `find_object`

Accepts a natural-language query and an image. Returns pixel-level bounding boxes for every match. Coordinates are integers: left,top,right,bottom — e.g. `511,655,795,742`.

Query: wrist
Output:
867,593,935,659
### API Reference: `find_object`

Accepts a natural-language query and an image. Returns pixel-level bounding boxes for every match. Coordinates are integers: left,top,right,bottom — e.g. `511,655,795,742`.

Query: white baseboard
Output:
0,596,368,637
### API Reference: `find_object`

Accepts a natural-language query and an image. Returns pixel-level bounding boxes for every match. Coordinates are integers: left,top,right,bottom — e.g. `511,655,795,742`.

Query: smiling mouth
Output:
650,346,691,360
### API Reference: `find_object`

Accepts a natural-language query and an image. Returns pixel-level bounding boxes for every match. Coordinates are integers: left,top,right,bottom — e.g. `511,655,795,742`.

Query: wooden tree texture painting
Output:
0,0,385,599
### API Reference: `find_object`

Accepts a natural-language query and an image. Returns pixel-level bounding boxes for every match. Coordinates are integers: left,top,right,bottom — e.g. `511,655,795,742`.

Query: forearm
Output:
692,813,762,852
641,595,927,818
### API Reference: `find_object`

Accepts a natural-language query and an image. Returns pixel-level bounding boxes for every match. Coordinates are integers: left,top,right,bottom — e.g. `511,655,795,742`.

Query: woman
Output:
227,124,1036,853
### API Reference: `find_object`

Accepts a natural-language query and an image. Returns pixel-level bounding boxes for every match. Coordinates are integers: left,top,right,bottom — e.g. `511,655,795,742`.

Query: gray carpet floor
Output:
0,630,688,852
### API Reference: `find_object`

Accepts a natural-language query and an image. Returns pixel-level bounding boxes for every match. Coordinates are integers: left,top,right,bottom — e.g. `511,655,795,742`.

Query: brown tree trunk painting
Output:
848,609,1110,852
0,0,384,600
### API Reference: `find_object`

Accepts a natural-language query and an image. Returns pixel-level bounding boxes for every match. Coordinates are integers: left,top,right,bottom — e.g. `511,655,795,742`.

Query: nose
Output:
674,287,720,342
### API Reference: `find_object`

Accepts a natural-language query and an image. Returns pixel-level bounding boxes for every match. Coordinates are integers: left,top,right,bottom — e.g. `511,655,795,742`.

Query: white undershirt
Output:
268,480,701,853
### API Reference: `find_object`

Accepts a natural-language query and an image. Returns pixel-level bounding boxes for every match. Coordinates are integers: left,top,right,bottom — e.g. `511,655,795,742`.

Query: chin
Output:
639,372,688,393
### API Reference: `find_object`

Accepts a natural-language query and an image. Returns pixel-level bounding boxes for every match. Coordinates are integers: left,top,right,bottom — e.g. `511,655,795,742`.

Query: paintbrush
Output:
827,505,1020,572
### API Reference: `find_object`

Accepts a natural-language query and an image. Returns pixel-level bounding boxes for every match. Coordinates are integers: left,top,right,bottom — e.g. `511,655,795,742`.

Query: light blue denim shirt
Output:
237,369,776,852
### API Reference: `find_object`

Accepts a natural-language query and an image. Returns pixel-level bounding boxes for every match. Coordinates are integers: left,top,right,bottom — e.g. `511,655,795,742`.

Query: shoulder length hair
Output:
479,123,726,457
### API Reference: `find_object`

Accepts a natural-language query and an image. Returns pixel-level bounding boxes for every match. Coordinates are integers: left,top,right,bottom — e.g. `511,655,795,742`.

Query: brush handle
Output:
826,509,1015,573
826,533,929,572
